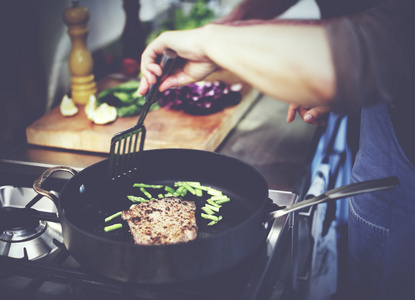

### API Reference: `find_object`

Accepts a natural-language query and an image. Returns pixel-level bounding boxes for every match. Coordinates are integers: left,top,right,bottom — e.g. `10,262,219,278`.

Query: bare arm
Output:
139,23,335,107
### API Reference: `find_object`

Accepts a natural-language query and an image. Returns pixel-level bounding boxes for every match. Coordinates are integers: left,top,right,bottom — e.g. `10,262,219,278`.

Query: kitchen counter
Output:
0,94,317,192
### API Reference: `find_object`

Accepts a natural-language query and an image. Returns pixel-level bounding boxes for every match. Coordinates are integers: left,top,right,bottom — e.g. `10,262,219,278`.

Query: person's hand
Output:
138,29,219,96
286,103,332,126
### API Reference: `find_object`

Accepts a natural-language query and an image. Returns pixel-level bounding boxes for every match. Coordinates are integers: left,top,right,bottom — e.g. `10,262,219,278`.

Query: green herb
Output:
104,223,123,232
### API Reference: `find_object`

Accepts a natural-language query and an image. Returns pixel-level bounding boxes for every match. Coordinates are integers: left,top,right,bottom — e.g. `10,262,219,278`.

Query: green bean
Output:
105,211,122,223
104,223,123,232
133,183,163,189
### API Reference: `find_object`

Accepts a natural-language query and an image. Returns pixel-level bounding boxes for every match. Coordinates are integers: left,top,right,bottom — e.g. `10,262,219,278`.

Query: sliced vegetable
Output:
195,189,203,197
174,186,186,197
182,182,196,195
207,188,223,196
204,203,220,212
201,213,221,222
140,187,152,199
97,80,160,117
104,223,123,232
206,199,221,208
201,206,215,215
215,197,231,204
134,183,164,189
105,211,122,223
158,81,242,115
127,195,149,203
165,186,176,194
209,195,229,201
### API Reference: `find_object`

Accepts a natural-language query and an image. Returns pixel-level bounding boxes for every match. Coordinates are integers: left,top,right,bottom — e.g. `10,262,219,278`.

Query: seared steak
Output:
121,197,197,245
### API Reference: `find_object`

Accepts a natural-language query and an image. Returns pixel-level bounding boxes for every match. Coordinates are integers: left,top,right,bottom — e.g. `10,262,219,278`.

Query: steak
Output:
121,197,198,245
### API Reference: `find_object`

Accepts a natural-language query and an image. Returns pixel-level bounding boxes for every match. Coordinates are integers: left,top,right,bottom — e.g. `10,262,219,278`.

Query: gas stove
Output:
0,165,297,300
0,186,62,261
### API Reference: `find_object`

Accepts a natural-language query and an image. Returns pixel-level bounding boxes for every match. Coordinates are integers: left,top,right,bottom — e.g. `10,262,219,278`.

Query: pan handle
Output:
33,166,78,207
264,176,399,226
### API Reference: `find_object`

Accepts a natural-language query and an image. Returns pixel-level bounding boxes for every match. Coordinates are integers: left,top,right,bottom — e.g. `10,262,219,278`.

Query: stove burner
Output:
0,186,63,260
1,206,44,233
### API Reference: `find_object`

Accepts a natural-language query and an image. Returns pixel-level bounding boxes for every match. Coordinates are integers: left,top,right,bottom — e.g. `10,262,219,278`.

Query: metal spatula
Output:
109,49,177,180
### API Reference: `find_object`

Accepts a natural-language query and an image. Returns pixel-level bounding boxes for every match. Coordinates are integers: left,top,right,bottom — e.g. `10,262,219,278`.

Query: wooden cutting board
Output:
26,74,260,153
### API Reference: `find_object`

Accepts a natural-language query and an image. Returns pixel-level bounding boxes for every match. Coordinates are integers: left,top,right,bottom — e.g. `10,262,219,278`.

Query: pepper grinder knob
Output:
63,3,97,105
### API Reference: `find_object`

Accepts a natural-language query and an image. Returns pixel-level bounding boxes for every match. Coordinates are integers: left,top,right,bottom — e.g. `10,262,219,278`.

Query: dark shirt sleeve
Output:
325,0,415,113
324,0,415,164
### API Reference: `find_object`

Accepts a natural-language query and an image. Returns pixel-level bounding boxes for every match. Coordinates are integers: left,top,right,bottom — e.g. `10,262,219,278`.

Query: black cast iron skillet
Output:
32,148,399,284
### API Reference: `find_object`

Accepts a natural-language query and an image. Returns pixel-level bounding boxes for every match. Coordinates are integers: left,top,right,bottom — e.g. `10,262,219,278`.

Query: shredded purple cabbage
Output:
158,81,242,115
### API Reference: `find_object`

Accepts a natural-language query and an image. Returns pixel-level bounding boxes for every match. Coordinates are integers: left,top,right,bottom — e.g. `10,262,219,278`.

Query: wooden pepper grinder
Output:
63,1,97,105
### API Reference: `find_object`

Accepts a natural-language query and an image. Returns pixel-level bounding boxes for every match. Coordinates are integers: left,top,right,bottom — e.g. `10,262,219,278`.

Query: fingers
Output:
301,106,331,126
287,104,332,126
286,103,300,123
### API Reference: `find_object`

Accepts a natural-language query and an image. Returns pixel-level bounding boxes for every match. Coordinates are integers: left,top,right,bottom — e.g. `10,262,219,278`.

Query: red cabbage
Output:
158,81,242,115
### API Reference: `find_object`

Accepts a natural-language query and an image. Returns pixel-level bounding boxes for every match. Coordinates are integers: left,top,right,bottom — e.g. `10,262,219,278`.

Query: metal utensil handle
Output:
136,49,178,126
268,176,399,220
33,166,78,206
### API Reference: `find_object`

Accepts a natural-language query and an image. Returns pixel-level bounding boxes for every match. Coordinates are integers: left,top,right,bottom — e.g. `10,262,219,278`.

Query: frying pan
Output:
33,149,398,283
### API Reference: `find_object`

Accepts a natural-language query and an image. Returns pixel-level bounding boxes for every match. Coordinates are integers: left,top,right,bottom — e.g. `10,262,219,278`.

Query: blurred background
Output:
0,0,238,157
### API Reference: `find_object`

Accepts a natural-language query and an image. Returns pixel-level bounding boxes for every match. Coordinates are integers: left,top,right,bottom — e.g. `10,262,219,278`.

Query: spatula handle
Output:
146,49,178,105
136,49,177,126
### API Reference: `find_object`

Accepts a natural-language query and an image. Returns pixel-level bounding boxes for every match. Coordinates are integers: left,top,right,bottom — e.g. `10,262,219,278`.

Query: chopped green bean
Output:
195,189,203,197
205,203,220,212
206,199,222,208
127,195,148,203
104,223,123,232
165,186,175,194
182,182,196,195
140,187,152,199
185,181,201,186
192,185,208,191
215,198,231,204
174,186,186,197
201,206,215,215
105,211,122,223
201,213,220,222
133,183,164,189
207,220,217,226
207,188,222,196
210,195,228,201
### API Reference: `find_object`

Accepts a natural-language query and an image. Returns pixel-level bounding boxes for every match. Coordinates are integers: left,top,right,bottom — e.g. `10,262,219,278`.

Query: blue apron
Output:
348,101,415,299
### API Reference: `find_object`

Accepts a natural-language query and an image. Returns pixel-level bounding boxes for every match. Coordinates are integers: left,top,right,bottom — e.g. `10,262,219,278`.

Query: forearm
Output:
200,23,335,106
